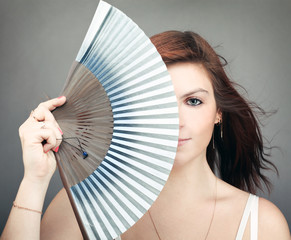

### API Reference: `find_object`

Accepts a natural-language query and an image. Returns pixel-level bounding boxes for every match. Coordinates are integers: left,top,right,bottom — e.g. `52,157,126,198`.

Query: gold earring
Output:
219,119,223,139
212,130,215,149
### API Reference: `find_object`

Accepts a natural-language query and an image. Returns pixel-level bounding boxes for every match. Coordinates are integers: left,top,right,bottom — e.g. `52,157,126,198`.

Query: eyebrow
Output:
180,88,209,99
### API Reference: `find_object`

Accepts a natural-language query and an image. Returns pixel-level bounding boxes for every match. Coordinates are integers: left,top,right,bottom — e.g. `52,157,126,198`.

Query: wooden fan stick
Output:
56,158,91,240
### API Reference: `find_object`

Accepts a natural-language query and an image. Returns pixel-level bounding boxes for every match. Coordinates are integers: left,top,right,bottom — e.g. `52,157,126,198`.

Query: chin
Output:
173,147,206,168
173,152,192,168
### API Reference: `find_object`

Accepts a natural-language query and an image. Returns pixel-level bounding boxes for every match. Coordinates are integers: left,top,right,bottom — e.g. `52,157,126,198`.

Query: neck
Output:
146,155,218,240
153,154,216,210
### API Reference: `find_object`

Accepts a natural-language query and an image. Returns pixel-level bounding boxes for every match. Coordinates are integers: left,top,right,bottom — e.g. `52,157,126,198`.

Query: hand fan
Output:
52,1,179,239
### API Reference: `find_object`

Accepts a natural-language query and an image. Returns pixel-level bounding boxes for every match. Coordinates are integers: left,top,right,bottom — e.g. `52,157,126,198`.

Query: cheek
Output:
190,107,216,143
195,118,213,143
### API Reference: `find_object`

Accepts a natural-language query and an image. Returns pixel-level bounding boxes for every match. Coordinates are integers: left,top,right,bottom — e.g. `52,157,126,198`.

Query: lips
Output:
178,138,191,146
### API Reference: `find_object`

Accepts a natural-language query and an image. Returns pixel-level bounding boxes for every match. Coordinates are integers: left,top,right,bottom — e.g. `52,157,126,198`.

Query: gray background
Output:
1,0,290,234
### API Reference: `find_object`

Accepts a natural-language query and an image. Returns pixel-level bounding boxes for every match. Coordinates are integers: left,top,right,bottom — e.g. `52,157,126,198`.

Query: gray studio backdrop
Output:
1,0,290,233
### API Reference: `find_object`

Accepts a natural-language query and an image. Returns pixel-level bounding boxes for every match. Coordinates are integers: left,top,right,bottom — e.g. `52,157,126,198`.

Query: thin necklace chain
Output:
148,209,162,240
148,177,218,240
204,177,217,240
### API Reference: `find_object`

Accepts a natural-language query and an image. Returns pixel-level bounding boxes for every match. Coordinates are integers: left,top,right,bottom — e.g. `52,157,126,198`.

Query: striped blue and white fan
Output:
53,1,179,239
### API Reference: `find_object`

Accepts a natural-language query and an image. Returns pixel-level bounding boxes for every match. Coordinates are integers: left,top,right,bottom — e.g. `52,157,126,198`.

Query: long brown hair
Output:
150,30,277,194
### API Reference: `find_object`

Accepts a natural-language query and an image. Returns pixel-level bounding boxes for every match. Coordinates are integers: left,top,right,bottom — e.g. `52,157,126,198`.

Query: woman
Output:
1,31,290,239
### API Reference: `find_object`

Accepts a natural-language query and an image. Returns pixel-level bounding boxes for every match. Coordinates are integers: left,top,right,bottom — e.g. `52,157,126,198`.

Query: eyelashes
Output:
185,97,203,106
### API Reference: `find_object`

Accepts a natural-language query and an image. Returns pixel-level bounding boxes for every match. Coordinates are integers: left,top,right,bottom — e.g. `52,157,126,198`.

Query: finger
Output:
40,122,63,153
40,128,59,153
31,110,64,138
25,120,62,153
32,96,66,122
19,120,47,142
39,96,66,112
20,115,63,151
41,121,63,141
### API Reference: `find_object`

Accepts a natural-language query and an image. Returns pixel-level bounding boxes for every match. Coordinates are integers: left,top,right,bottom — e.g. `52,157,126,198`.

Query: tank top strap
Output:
235,194,259,240
250,195,259,240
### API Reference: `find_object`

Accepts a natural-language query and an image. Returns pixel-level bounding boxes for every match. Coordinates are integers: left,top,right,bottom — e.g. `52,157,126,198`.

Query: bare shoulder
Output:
258,197,290,239
40,188,83,240
217,180,290,239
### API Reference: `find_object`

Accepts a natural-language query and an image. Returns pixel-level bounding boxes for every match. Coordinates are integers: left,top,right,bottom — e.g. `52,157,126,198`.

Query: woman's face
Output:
168,62,220,167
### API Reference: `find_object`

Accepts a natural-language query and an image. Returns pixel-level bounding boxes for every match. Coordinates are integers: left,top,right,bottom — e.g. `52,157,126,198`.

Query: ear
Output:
214,108,222,124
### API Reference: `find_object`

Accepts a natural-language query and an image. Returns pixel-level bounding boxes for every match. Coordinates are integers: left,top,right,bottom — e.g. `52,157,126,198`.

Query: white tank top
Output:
115,194,259,240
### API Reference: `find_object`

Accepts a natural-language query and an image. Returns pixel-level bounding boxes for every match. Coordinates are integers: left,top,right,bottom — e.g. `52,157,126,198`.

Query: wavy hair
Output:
150,30,277,194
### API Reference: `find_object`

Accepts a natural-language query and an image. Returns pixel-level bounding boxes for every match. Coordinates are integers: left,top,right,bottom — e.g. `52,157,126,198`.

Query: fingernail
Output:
54,146,59,153
57,96,65,99
58,128,63,135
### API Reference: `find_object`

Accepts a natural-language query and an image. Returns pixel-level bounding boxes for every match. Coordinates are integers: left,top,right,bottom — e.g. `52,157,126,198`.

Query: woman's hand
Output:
1,96,67,240
19,96,66,184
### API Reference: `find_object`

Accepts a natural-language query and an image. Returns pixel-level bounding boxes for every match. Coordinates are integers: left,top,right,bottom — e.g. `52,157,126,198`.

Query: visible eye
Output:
186,98,202,106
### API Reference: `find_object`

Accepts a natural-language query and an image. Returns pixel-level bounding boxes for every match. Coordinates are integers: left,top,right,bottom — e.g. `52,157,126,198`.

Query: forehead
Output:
167,62,214,95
